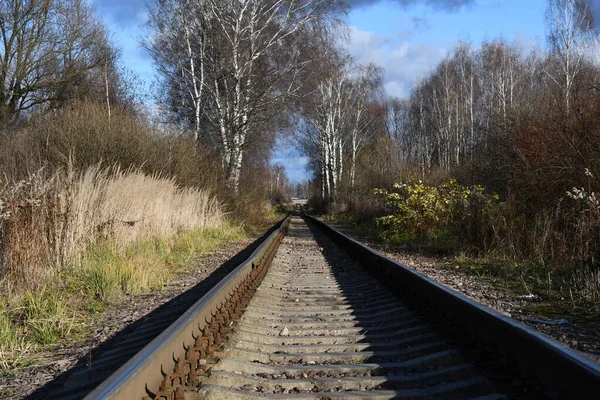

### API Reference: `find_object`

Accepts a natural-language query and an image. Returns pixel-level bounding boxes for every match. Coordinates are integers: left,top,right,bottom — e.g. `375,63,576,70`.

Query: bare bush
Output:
0,100,222,191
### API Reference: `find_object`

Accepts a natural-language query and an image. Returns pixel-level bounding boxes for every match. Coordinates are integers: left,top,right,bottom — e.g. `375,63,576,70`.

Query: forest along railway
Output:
80,216,600,400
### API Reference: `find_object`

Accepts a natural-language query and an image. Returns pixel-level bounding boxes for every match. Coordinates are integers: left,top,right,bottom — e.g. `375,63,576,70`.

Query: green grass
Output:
21,289,74,345
0,223,245,368
330,215,456,255
74,223,245,302
170,225,246,267
0,300,37,369
331,213,571,298
440,256,572,298
77,239,170,301
0,303,17,351
0,369,17,378
264,204,290,224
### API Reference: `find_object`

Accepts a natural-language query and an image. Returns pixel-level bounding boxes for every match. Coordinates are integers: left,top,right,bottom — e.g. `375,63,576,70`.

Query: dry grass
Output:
69,165,224,251
0,100,222,191
0,100,259,367
0,166,238,363
0,165,224,289
572,267,600,302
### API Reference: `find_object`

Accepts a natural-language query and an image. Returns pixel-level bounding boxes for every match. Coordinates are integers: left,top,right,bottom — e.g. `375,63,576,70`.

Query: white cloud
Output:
346,0,476,12
346,26,449,98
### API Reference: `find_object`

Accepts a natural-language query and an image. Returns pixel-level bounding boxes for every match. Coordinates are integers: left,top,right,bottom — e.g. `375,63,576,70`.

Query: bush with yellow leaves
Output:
374,179,499,251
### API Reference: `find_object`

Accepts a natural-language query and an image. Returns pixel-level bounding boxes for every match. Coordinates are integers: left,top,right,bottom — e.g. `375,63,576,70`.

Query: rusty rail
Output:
305,214,600,399
84,217,290,400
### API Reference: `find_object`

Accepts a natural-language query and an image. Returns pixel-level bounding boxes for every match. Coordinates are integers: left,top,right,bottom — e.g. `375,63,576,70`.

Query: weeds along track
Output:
76,216,598,400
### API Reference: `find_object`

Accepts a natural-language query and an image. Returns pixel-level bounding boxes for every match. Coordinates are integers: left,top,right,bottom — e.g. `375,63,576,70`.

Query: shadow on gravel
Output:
27,223,281,400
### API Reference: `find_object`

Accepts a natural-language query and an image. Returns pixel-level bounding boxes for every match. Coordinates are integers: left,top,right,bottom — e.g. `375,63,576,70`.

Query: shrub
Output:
344,194,387,224
0,217,243,355
307,195,326,215
0,100,221,191
374,179,499,251
561,182,600,270
0,100,250,356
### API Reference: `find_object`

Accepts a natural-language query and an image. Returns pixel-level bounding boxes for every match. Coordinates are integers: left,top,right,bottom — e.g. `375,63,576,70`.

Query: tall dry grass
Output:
0,165,245,359
0,165,224,291
0,101,251,360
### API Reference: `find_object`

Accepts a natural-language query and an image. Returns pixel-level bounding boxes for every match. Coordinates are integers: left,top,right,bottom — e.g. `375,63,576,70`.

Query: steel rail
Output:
83,217,290,400
305,215,600,400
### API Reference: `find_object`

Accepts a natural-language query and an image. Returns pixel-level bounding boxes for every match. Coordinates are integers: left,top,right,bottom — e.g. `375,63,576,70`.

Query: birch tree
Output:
301,58,383,200
545,0,596,114
346,64,383,188
209,0,342,193
306,70,347,200
148,0,341,194
269,162,290,203
478,40,525,140
147,0,210,140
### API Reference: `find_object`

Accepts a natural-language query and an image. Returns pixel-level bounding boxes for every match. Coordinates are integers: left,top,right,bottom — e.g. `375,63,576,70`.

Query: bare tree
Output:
304,61,348,200
209,0,343,193
148,0,343,194
478,40,526,140
347,64,383,188
0,0,109,123
545,0,597,114
269,162,290,203
147,0,210,140
301,56,383,200
292,180,310,199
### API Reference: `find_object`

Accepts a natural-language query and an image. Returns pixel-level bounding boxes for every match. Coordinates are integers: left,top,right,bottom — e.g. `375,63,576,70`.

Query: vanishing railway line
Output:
36,216,600,399
196,218,505,399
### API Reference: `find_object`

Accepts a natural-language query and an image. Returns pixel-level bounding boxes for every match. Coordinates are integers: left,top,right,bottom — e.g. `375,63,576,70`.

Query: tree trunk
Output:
104,60,111,127
226,142,244,194
350,134,357,188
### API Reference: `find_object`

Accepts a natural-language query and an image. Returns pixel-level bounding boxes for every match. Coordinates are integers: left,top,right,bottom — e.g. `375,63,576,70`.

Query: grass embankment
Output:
0,167,245,369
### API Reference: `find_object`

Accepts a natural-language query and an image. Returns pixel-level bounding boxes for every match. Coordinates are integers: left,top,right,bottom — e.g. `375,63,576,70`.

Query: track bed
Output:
197,218,506,399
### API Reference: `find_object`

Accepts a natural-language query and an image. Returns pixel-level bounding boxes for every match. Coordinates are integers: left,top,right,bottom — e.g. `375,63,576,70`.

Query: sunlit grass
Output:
0,224,246,367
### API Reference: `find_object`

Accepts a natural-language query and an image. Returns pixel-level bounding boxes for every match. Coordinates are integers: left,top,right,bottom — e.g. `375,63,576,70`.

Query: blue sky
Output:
344,0,546,98
92,0,550,182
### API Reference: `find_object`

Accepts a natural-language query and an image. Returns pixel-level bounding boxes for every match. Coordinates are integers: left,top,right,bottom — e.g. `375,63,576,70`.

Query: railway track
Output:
41,216,600,399
197,218,505,399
